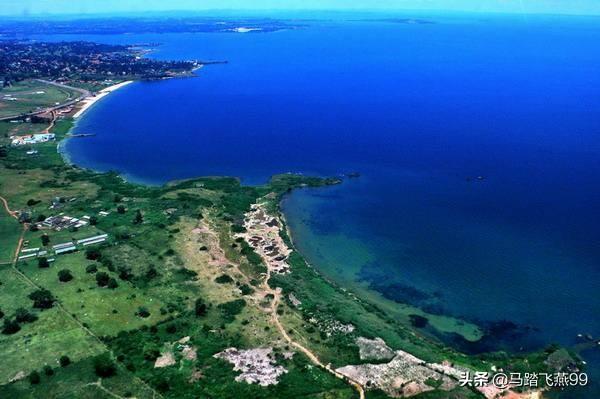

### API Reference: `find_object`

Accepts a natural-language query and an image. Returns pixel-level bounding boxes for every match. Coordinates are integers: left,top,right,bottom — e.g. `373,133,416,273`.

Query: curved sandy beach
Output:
73,80,133,119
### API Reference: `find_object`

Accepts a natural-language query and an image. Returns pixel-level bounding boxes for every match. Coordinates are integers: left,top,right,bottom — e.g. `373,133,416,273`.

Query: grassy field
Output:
0,211,20,263
0,80,80,119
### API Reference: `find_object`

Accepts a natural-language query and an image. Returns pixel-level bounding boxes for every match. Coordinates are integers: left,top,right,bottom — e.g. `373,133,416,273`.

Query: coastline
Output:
72,80,134,119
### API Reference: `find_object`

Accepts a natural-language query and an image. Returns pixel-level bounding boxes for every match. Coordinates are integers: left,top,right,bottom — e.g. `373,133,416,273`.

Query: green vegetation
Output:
0,80,80,119
0,115,579,399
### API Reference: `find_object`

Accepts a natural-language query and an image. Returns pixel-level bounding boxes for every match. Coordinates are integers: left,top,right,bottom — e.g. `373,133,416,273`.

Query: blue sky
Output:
2,0,600,16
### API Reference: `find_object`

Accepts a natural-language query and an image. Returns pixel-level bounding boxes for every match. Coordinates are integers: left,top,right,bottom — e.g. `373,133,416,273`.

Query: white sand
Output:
73,81,133,118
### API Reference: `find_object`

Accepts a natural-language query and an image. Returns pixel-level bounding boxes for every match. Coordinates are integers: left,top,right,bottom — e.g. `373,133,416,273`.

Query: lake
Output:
40,13,600,397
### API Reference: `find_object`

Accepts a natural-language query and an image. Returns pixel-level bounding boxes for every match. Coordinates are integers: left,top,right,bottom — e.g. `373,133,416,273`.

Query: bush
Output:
96,272,110,287
215,274,234,284
58,269,73,282
43,365,54,376
194,298,207,317
86,264,98,274
2,318,20,335
85,248,101,261
217,299,246,323
59,355,71,367
239,284,255,296
38,257,50,268
93,354,116,378
136,306,150,318
107,278,119,289
28,289,55,309
15,308,38,323
27,199,40,206
28,370,40,384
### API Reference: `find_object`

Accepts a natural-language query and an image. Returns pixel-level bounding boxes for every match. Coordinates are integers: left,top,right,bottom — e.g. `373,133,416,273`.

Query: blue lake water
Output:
39,13,600,397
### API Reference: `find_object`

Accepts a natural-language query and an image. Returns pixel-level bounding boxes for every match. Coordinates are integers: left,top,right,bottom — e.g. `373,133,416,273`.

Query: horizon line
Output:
1,8,600,18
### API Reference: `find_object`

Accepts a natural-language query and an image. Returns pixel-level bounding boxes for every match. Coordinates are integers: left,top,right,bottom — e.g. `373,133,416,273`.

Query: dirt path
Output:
197,214,365,398
0,195,17,218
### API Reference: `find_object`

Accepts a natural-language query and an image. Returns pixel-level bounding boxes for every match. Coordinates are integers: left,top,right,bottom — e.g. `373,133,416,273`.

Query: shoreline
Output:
72,80,134,119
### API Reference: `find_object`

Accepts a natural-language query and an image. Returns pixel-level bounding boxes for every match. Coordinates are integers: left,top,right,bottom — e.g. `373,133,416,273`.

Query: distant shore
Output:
72,80,134,119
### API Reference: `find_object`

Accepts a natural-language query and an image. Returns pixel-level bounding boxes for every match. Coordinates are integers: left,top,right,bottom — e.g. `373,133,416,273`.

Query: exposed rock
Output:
336,350,456,398
154,351,176,368
357,337,395,362
214,347,287,386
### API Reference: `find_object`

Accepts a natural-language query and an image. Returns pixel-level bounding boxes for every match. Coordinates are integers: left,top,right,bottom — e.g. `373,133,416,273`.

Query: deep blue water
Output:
40,14,600,397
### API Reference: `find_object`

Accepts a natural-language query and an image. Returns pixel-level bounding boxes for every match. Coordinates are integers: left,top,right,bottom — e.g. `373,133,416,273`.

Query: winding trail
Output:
242,204,366,399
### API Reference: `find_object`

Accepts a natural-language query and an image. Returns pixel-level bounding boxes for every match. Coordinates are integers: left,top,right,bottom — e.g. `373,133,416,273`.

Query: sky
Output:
1,0,600,17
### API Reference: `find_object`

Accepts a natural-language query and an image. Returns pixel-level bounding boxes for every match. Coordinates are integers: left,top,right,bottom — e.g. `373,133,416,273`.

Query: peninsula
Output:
0,38,585,399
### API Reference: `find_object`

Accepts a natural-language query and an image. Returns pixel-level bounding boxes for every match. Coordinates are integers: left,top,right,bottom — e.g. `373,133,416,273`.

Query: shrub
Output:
93,354,116,378
59,355,71,367
85,248,101,261
15,308,38,323
28,370,40,384
217,299,246,323
215,274,234,284
28,289,55,309
86,264,98,274
38,257,50,268
58,269,73,282
96,272,110,287
136,307,150,318
43,365,54,376
41,234,50,246
27,199,40,206
239,284,255,296
2,319,20,335
194,299,207,317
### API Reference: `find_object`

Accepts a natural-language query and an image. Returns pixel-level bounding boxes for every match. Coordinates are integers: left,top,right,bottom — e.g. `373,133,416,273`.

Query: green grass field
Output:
0,80,80,119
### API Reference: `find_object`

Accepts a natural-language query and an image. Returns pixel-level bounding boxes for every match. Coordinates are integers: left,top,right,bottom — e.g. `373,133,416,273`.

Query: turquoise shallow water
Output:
35,13,600,397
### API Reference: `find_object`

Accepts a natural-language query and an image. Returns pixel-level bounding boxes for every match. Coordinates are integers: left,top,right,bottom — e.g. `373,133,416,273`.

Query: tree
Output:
59,355,71,367
41,234,50,246
38,257,50,268
28,370,40,385
194,298,207,317
0,309,4,319
43,365,54,376
107,278,119,289
93,354,116,378
58,269,73,282
132,209,143,225
117,205,126,214
89,216,98,226
118,265,133,281
28,289,55,309
136,307,150,318
15,307,38,323
86,264,98,274
2,318,20,335
85,248,101,261
96,272,110,287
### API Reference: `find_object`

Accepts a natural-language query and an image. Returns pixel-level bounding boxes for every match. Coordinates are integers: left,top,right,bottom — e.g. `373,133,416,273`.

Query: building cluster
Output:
39,214,89,231
18,233,108,261
1,41,199,81
10,133,55,146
